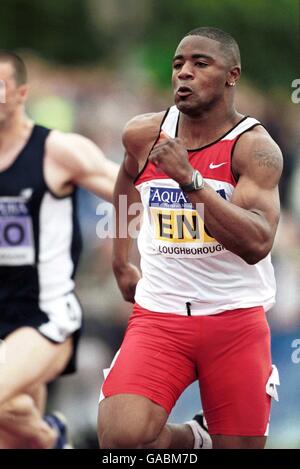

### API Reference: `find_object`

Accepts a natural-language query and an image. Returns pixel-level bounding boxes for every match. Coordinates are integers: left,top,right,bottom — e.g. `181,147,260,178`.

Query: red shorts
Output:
101,303,273,436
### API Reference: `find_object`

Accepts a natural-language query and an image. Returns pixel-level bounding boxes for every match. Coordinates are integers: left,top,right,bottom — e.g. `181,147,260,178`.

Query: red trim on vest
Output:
135,137,238,187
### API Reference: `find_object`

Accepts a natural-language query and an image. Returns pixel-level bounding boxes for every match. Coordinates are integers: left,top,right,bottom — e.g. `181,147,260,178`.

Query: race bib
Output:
148,186,225,258
0,197,35,265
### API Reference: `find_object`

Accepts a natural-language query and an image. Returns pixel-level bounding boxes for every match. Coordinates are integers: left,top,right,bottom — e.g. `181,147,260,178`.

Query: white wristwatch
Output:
180,170,205,192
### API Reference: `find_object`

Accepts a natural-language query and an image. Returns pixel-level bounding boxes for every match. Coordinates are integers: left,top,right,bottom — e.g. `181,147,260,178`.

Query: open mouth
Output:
176,86,193,97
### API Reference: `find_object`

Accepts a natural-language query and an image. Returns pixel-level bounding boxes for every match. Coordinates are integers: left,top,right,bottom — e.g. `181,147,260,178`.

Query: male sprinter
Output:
0,51,118,448
98,27,282,449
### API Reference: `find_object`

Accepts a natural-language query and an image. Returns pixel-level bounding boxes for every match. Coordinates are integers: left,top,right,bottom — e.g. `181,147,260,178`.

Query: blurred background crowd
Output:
1,0,299,448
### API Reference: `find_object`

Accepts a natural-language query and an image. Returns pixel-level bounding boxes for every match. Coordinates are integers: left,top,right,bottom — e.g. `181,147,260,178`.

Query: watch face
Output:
194,171,202,189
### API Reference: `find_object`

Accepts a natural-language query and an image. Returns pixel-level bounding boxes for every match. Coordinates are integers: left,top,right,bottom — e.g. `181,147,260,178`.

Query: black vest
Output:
0,125,82,309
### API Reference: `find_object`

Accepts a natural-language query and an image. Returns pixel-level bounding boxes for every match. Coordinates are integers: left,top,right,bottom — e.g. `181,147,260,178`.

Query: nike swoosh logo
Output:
209,162,228,169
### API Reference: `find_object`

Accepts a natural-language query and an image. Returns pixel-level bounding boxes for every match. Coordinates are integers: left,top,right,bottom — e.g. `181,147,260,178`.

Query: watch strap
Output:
180,170,203,192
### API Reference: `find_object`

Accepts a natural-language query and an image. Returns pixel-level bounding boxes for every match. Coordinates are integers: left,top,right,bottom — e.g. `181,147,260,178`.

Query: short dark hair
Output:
0,50,27,85
185,27,241,67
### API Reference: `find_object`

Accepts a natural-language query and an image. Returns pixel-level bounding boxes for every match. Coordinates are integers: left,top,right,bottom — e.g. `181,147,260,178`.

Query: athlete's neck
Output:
178,106,243,149
0,112,33,153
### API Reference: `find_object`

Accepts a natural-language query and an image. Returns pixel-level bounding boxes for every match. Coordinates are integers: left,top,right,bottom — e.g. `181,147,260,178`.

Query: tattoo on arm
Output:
252,148,282,170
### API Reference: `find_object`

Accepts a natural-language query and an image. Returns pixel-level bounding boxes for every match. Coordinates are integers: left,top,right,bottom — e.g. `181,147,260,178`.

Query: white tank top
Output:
134,106,276,316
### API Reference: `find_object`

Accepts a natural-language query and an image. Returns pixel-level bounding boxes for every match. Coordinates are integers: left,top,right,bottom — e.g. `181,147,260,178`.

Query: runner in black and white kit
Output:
0,51,118,448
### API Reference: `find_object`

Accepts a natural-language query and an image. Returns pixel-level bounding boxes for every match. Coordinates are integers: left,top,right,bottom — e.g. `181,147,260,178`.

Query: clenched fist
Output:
149,136,193,185
113,262,141,303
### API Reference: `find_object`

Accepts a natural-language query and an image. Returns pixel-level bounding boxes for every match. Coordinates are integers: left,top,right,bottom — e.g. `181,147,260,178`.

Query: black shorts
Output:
0,292,83,375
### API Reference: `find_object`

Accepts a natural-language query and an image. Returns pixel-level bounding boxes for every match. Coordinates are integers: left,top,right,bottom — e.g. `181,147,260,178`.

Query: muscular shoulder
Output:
46,130,104,174
122,111,166,161
232,125,283,187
